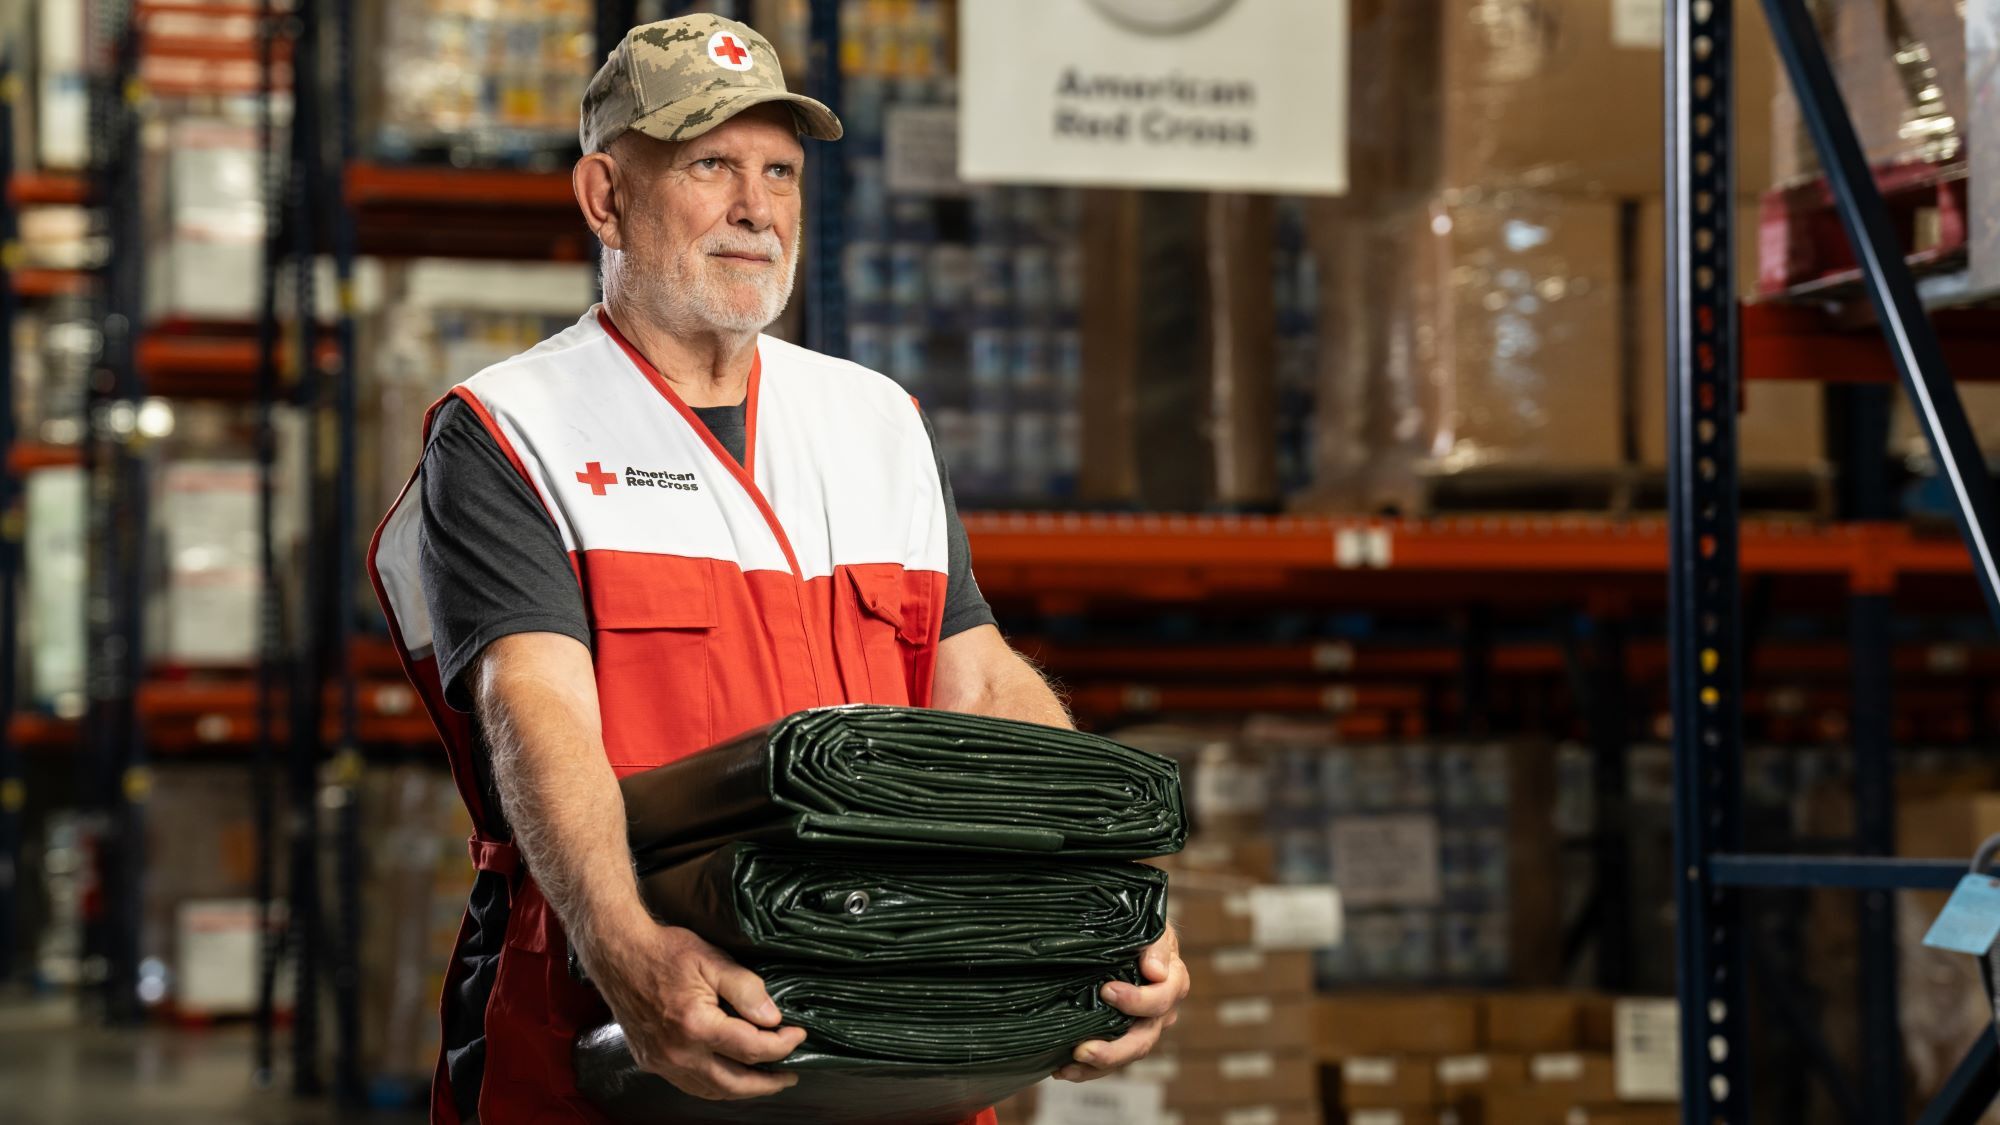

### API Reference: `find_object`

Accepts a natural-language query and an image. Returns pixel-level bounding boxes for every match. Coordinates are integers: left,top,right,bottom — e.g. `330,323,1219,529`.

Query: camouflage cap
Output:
580,14,842,153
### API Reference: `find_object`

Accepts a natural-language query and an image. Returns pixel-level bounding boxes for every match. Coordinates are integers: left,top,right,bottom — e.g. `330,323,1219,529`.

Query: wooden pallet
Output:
1407,466,1832,518
1757,158,1968,298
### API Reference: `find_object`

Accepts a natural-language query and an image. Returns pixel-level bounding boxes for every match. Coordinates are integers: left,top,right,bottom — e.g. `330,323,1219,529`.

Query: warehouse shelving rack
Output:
0,46,24,989
1669,1,2000,1122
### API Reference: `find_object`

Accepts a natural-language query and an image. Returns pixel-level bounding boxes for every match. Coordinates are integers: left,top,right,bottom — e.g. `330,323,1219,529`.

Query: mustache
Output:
701,233,784,261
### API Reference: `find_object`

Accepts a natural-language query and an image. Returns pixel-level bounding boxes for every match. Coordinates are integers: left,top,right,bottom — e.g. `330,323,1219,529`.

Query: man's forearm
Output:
475,633,653,968
940,649,1072,728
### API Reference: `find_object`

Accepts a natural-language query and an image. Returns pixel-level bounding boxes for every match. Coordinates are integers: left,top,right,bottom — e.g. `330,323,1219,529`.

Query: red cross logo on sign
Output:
708,30,753,71
576,462,618,496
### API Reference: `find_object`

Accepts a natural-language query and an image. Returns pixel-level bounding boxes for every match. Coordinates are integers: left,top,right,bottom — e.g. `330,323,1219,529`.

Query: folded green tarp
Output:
575,1029,1071,1125
574,962,1141,1125
639,842,1169,965
580,706,1185,1124
622,705,1186,870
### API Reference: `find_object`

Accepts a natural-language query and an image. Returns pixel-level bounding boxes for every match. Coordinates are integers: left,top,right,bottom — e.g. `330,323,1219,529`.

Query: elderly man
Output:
369,14,1188,1125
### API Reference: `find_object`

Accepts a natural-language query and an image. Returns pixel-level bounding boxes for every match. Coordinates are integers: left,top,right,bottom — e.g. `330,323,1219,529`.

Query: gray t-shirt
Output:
417,395,996,711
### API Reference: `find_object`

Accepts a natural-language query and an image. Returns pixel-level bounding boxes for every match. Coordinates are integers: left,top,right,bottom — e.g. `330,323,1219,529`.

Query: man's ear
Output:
574,151,624,250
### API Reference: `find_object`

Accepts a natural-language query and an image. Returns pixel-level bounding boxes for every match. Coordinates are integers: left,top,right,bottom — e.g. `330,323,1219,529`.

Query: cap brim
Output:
629,88,844,145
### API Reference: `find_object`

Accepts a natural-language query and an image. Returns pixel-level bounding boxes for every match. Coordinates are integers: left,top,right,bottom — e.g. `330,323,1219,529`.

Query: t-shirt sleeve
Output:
919,409,998,641
417,396,592,711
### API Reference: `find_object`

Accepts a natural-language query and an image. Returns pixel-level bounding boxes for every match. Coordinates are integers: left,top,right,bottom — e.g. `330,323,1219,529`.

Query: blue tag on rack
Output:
1922,874,2000,955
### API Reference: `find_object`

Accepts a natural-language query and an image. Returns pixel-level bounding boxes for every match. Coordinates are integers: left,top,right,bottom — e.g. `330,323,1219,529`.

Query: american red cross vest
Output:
369,307,985,1124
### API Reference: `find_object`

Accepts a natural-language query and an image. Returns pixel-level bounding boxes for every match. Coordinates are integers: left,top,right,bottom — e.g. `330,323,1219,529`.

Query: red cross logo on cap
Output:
576,462,618,496
708,30,754,71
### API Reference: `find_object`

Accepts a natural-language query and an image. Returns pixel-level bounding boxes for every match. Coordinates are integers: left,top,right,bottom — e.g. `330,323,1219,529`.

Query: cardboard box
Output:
1163,1107,1320,1125
1898,792,2000,1115
1348,1111,1439,1125
175,899,262,1015
1338,1056,1436,1109
1412,196,1625,476
1580,995,1617,1052
1315,994,1482,1059
1568,1105,1680,1125
1970,0,2000,292
1170,876,1259,950
1126,1049,1317,1109
25,467,86,712
1891,385,2000,463
1527,1052,1619,1104
1170,996,1314,1053
1482,992,1585,1052
1435,1052,1530,1099
1301,194,1627,510
1188,948,1316,999
156,460,261,666
1475,1086,1581,1125
1636,200,1826,474
1174,832,1281,884
1426,0,1780,197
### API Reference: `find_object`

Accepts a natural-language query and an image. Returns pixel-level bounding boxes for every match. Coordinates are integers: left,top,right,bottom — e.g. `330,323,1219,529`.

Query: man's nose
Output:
732,173,775,230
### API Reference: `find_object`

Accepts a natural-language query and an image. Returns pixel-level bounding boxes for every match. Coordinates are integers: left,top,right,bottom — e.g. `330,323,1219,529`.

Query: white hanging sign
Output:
958,0,1350,194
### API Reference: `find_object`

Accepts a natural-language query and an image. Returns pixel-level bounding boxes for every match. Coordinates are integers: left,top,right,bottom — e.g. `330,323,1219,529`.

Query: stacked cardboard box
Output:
1147,876,1330,1124
142,766,264,1007
1634,198,1826,478
1896,790,2000,1115
1772,0,1966,185
1126,721,1561,988
359,766,476,1086
1293,0,1812,514
1316,993,1679,1125
144,119,266,323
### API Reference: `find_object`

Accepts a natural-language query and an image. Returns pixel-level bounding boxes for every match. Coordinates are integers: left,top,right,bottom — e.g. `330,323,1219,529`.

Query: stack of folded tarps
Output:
575,705,1187,1125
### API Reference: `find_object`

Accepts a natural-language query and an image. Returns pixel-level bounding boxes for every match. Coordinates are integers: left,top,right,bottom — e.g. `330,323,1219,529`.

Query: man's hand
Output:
1054,926,1191,1082
585,922,807,1100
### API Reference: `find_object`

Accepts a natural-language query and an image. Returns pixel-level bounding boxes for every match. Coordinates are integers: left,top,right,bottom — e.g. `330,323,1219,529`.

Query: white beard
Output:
610,230,797,337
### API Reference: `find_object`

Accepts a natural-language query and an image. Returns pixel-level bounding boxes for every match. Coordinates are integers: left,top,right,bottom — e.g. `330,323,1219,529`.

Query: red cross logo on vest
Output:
576,462,618,496
707,30,754,71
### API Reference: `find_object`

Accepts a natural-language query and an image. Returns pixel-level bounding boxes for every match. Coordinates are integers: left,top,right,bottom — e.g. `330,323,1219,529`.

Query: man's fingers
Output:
702,1012,808,1067
698,1054,799,1100
1141,928,1181,981
1054,1062,1113,1083
711,963,784,1028
1102,959,1189,1018
1071,1016,1164,1072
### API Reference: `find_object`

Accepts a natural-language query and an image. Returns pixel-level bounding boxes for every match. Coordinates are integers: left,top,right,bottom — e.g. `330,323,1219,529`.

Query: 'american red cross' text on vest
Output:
369,307,976,1125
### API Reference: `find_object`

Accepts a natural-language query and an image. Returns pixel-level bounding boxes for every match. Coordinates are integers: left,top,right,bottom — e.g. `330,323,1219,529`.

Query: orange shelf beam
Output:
134,1,288,20
346,164,578,210
10,677,436,754
8,443,82,473
12,268,92,299
1741,301,2000,383
963,514,1939,575
9,172,89,206
136,330,337,398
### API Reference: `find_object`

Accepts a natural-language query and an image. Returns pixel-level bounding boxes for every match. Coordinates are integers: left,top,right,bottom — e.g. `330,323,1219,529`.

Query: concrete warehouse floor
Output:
0,994,426,1124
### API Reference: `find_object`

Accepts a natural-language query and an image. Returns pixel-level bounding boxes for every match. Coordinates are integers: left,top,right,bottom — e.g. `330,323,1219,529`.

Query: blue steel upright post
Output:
1666,1,1751,1121
251,0,287,1084
805,0,846,359
330,0,365,1104
0,48,21,987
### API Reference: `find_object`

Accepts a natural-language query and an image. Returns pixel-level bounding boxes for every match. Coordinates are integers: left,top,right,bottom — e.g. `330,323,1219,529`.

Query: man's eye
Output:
695,157,722,170
769,165,794,179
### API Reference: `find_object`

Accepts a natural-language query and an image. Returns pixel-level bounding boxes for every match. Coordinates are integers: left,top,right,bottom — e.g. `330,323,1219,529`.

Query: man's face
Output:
614,104,806,335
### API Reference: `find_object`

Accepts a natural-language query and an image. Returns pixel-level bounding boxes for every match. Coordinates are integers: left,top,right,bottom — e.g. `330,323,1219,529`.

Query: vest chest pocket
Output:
584,554,718,767
838,564,930,705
